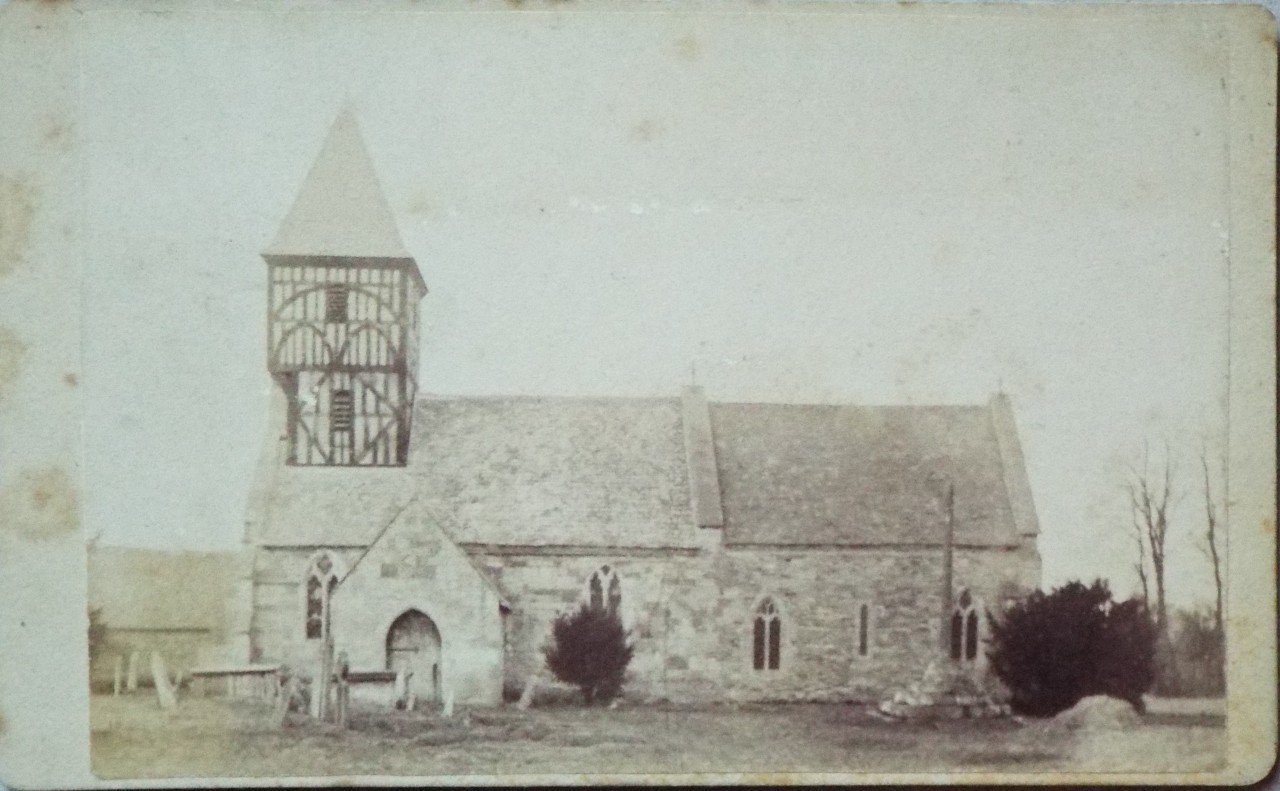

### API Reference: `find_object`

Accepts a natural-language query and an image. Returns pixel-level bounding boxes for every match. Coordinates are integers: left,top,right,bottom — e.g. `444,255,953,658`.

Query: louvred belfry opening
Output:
262,105,427,467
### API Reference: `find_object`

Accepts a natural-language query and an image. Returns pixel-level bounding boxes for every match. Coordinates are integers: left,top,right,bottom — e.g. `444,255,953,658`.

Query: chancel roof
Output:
709,402,1023,546
257,392,1036,550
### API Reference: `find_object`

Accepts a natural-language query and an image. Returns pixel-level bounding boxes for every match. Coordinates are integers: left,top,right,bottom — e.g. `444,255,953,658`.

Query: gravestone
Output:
334,652,350,728
393,669,407,707
308,640,333,720
273,676,299,728
150,652,177,710
307,671,321,719
112,655,123,696
516,675,538,710
442,688,454,718
125,652,139,692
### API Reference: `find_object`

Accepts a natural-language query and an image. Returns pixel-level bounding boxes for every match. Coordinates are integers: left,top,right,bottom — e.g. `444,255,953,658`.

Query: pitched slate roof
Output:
88,546,238,631
709,402,1023,547
260,396,696,549
256,392,1033,550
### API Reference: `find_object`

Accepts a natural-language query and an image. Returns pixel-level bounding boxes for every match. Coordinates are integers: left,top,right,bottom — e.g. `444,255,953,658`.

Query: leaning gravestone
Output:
273,676,300,728
126,652,139,692
442,688,454,719
150,652,178,710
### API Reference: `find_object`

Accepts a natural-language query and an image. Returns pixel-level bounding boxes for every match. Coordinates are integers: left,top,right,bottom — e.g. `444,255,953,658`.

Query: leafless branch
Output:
1199,443,1225,638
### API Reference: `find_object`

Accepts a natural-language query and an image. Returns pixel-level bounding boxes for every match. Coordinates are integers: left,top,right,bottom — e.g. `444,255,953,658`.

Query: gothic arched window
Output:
586,565,622,616
305,552,340,641
753,598,782,671
950,589,980,662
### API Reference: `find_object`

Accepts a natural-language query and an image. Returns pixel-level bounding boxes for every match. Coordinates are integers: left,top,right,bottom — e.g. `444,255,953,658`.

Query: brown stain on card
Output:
63,371,78,388
0,176,36,277
406,194,436,218
41,118,73,152
0,467,80,541
0,327,26,403
673,33,701,63
629,118,666,143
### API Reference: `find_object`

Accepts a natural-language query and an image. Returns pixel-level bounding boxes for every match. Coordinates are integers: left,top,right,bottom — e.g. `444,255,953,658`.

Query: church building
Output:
226,109,1042,706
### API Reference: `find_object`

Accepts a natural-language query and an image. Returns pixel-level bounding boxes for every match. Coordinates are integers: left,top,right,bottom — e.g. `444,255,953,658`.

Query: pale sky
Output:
75,2,1233,609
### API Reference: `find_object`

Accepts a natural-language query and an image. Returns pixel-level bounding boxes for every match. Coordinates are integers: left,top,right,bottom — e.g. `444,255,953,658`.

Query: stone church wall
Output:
483,543,1039,704
473,551,709,701
248,546,363,670
332,521,506,706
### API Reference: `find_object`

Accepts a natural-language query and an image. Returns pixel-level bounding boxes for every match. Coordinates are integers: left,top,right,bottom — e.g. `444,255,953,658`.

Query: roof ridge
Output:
709,399,991,410
414,392,680,405
411,393,991,409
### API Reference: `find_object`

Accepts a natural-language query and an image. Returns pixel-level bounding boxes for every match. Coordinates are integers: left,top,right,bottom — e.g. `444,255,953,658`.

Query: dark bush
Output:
543,603,634,705
986,579,1156,717
1160,607,1225,697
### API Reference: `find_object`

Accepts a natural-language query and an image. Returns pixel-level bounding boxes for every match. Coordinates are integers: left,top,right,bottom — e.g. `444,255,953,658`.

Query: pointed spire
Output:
265,104,412,261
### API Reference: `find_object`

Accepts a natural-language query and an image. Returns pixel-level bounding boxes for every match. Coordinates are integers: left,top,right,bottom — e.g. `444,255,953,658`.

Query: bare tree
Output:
1198,445,1225,639
1128,496,1151,611
1127,441,1177,642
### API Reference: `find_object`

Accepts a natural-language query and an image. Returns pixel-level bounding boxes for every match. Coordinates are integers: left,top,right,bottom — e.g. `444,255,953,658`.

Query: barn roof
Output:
87,546,238,631
256,391,1037,550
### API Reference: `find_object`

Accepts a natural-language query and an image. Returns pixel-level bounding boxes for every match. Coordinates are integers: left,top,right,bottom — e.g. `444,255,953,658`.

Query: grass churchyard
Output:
90,693,1224,779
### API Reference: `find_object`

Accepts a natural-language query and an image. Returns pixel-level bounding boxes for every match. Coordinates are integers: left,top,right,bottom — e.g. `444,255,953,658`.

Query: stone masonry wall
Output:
332,519,505,705
248,547,363,670
480,543,1038,704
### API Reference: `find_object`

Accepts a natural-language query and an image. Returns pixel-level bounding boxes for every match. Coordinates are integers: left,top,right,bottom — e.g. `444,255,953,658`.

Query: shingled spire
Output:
262,104,427,468
265,105,419,283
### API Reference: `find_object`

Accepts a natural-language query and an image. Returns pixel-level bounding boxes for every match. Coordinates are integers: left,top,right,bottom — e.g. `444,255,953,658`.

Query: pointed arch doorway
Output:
386,610,442,703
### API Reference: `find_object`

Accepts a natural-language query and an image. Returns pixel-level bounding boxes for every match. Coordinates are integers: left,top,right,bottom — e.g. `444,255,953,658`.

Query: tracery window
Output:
586,565,622,616
950,589,980,662
305,552,340,641
753,598,781,671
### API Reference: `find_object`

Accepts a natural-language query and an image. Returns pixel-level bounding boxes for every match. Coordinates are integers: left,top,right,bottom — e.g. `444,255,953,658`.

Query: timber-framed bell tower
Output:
263,107,426,467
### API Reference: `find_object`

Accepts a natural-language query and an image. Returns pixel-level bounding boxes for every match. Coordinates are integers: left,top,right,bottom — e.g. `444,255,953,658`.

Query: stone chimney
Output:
681,385,724,530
